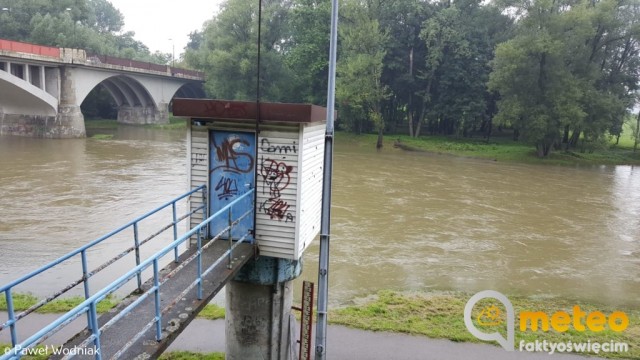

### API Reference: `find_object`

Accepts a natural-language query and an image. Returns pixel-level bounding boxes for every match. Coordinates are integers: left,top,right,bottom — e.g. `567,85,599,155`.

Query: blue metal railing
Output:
0,187,255,360
0,185,222,360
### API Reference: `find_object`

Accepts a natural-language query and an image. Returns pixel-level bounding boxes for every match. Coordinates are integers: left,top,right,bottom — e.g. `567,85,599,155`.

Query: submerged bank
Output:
339,132,640,166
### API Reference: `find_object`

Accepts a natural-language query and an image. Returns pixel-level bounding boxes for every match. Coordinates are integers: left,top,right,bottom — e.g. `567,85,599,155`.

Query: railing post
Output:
81,250,93,331
201,186,208,241
197,228,203,300
172,202,179,263
5,289,17,347
133,223,142,292
88,302,102,360
227,207,233,269
153,259,162,341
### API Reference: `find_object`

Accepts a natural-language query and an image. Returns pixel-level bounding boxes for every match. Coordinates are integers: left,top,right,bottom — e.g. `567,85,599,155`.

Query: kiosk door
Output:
209,131,255,241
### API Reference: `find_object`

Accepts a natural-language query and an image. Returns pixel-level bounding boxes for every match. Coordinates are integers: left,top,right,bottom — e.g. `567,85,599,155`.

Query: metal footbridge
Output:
1,185,257,359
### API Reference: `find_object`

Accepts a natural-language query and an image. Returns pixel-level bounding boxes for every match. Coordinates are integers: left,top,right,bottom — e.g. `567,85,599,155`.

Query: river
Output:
0,126,639,307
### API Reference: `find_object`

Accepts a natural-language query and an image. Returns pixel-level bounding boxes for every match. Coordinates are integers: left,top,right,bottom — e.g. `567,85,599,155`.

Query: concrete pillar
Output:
117,102,169,125
226,257,301,360
55,66,85,138
39,66,45,89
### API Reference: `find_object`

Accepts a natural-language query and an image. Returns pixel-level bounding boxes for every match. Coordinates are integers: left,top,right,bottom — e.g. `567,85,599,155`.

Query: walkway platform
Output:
53,241,255,359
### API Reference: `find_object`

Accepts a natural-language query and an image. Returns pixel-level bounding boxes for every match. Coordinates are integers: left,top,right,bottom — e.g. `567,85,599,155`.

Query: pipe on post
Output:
315,0,338,358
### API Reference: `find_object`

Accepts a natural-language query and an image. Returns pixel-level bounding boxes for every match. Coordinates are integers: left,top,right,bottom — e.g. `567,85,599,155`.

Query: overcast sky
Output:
107,0,225,57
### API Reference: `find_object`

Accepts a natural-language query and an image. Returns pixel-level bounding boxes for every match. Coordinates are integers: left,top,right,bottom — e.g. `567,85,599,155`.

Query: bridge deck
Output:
53,241,255,360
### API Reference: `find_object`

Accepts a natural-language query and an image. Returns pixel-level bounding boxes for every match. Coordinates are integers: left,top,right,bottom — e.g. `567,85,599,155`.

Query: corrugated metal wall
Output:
188,119,325,259
296,123,325,258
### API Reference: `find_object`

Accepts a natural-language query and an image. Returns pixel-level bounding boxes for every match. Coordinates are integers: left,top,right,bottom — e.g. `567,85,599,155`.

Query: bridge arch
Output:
74,68,205,125
77,73,155,110
174,83,206,99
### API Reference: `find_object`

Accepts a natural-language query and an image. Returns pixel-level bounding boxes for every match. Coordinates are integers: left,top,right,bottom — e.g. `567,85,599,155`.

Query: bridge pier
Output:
0,110,84,138
226,257,302,360
117,102,169,125
54,104,85,137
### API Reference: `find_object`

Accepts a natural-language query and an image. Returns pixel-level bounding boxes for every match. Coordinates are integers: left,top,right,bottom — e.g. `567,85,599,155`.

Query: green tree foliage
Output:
0,0,169,63
184,0,295,101
285,0,331,105
336,0,388,145
178,0,638,155
490,0,640,157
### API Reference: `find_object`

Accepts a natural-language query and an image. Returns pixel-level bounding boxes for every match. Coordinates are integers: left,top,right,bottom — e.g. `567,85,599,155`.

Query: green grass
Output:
1,343,51,360
4,291,639,358
159,351,225,360
0,293,119,314
150,115,187,130
90,133,114,140
84,114,187,131
84,119,118,129
330,290,640,359
198,304,226,320
337,131,640,166
0,293,224,319
0,343,224,360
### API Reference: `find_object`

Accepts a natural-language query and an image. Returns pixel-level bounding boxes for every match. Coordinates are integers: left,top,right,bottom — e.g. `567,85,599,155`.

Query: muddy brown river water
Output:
1,127,638,307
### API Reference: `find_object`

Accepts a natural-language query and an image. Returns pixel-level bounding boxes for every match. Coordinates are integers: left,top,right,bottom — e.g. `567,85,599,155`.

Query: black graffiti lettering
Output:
260,138,297,154
215,176,238,200
211,137,254,174
260,197,294,222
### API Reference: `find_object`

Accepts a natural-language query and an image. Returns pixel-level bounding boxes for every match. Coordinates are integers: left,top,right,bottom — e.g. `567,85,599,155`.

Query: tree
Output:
184,0,295,101
336,0,388,146
0,0,168,64
490,0,640,157
285,0,331,105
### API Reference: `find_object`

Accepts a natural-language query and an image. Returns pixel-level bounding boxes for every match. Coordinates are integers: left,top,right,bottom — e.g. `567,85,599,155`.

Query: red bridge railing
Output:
90,54,204,79
0,39,60,58
0,38,203,79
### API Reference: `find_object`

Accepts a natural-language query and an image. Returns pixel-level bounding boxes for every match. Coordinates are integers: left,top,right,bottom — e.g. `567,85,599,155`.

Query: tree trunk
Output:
408,110,414,137
635,112,640,153
415,103,427,138
377,127,384,149
568,129,581,148
408,46,415,138
536,142,551,157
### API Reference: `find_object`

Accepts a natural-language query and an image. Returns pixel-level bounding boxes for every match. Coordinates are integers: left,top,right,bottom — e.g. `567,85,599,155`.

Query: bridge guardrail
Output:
0,185,209,359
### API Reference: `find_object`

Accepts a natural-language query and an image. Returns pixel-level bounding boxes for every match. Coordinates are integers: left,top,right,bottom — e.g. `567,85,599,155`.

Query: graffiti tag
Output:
215,176,238,200
211,137,254,174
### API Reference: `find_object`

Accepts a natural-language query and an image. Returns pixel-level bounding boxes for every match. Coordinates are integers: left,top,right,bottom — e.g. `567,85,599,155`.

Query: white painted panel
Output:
190,126,209,233
255,127,301,258
296,121,325,258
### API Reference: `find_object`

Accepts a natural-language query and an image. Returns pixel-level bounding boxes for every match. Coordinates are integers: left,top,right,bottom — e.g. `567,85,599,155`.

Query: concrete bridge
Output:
0,39,205,138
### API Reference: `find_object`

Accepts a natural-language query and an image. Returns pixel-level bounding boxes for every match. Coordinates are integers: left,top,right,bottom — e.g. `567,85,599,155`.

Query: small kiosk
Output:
173,98,327,260
174,98,328,359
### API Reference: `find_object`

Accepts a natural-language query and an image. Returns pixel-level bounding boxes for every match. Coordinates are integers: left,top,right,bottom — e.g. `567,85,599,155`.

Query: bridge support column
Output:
54,105,85,138
55,66,85,138
226,257,301,360
117,102,169,125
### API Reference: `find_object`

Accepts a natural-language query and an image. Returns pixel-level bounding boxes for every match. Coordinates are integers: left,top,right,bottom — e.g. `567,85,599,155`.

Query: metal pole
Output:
315,0,338,358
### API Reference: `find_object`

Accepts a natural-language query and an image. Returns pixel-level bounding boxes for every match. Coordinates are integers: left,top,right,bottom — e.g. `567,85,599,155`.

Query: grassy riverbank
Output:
340,131,640,166
85,115,187,138
83,117,639,165
332,290,640,359
3,291,638,358
0,293,225,320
